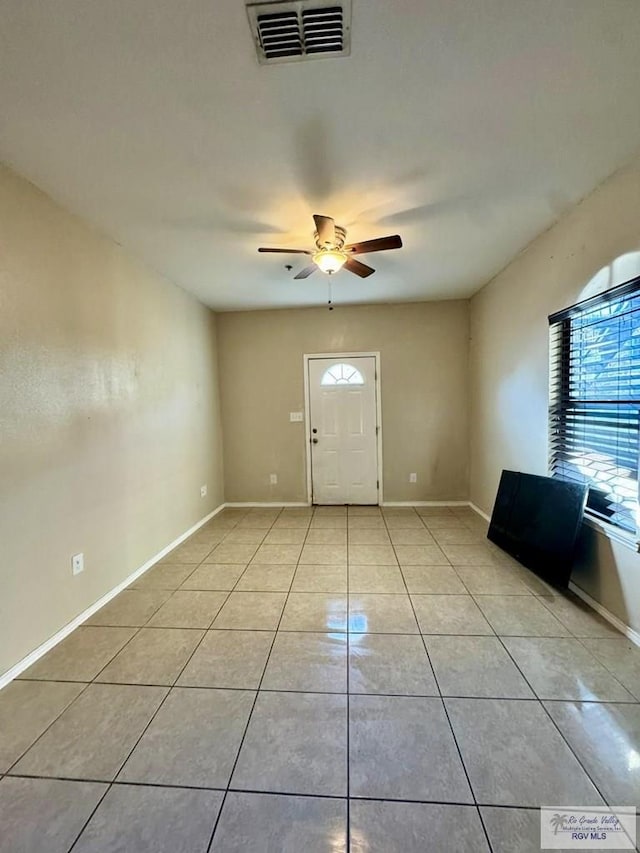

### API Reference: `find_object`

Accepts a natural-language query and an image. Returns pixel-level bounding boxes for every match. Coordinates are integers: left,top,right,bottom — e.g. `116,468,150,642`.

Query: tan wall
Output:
469,152,640,633
217,301,469,504
0,166,224,676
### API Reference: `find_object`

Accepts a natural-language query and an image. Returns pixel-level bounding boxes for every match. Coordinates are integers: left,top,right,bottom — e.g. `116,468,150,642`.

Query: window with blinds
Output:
549,276,640,535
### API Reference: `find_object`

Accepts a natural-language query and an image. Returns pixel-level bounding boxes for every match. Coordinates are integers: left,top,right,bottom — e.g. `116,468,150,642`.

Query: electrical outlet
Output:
200,484,207,498
409,473,417,483
72,553,84,576
270,473,278,485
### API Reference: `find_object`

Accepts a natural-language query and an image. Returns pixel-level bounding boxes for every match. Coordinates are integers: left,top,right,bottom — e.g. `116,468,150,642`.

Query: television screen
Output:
487,470,588,588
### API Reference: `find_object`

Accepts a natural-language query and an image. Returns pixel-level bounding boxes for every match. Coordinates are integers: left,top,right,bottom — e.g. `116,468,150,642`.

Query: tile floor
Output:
1,504,639,852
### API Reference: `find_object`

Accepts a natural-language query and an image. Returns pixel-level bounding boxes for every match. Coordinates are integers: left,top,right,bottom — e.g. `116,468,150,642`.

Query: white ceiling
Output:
2,0,640,311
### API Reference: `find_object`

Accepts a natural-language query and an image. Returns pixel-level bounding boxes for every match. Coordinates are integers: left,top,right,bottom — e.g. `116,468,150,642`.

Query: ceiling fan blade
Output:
344,257,375,278
313,214,336,246
345,235,403,255
258,247,311,254
294,265,318,280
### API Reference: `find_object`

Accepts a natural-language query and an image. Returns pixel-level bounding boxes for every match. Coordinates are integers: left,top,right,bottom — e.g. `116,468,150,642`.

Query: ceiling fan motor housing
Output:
315,224,346,249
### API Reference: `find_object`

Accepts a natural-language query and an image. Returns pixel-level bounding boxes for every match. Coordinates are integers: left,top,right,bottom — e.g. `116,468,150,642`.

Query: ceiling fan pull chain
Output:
328,278,334,311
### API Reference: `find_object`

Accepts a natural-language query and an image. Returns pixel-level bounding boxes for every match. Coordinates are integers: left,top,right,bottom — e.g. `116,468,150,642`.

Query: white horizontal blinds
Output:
549,277,640,534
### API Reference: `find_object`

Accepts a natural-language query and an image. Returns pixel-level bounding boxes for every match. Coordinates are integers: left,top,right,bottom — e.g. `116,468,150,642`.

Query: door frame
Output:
303,351,383,506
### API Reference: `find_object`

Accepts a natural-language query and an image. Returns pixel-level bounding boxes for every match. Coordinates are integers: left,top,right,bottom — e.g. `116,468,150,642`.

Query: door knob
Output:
312,438,318,444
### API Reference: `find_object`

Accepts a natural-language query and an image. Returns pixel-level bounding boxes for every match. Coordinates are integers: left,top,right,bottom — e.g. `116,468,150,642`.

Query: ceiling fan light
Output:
313,249,347,274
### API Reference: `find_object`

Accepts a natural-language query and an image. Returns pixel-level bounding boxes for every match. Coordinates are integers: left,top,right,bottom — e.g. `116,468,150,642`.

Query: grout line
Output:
5,680,637,705
571,633,640,699
502,600,637,700
5,574,202,776
7,770,615,811
205,506,305,853
346,508,351,853
493,634,619,813
90,550,240,683
497,635,640,850
65,594,241,851
69,513,259,853
15,626,620,639
66,786,111,851
4,682,94,777
382,508,496,853
64,514,266,853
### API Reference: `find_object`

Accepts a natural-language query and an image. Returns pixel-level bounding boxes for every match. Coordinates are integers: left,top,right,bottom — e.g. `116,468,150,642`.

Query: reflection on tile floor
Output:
1,504,639,852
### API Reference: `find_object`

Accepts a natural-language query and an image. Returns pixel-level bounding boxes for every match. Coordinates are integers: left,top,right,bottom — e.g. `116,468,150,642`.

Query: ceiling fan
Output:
258,214,402,279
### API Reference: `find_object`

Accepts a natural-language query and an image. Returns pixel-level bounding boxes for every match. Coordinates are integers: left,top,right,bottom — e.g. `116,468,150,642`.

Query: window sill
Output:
583,513,640,553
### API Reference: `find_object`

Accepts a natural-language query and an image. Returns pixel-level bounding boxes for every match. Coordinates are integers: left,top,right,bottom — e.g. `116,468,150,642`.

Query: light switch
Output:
289,412,303,422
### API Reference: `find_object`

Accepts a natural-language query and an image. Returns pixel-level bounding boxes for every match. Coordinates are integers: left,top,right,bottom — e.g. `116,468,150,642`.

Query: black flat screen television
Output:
487,470,588,589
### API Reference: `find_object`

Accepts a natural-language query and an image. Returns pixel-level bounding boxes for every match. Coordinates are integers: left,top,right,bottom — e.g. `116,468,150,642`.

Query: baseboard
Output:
0,502,226,690
382,501,470,507
468,501,491,522
224,501,310,508
568,582,640,648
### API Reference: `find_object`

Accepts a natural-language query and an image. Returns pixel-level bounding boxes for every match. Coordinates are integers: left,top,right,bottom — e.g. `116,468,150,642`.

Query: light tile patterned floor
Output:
1,504,639,852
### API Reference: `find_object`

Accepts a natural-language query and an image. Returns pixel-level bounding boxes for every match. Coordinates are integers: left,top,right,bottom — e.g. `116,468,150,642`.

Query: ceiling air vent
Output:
247,0,351,65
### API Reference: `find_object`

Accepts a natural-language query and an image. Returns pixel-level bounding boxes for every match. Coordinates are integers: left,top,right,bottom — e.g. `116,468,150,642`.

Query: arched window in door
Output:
320,363,365,386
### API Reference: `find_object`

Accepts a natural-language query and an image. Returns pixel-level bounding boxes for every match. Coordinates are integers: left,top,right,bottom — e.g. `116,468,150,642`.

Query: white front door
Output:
308,356,379,505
